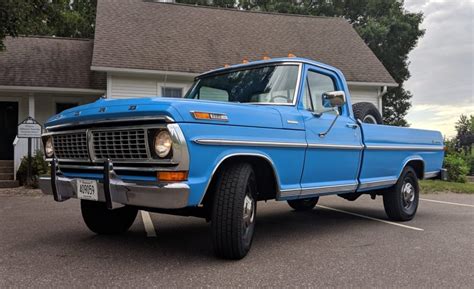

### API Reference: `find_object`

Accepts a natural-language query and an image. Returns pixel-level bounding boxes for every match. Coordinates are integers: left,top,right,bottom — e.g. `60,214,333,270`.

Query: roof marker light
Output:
263,55,271,60
224,64,230,68
288,53,296,58
242,58,249,64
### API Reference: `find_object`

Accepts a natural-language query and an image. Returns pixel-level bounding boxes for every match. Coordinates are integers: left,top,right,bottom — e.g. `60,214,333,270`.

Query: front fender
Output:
179,123,306,206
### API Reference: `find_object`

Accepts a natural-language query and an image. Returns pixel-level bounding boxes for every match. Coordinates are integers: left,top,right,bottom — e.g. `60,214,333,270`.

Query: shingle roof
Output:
0,37,105,90
92,0,396,85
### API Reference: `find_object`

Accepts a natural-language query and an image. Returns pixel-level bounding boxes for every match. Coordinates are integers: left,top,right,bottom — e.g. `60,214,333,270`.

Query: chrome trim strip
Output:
58,164,178,172
358,178,397,190
366,145,444,151
424,171,440,179
194,138,363,150
199,153,281,205
279,183,358,198
193,139,307,148
307,143,364,150
46,115,175,130
300,183,358,196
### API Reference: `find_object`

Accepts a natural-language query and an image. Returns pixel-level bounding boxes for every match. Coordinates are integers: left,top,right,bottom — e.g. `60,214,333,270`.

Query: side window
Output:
198,86,229,102
303,71,337,114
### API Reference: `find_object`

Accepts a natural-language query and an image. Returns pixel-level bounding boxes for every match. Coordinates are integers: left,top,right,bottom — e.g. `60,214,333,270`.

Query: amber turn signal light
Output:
157,171,188,182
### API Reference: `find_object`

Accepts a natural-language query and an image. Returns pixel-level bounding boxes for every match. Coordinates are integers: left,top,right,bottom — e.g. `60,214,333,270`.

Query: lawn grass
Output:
419,180,474,194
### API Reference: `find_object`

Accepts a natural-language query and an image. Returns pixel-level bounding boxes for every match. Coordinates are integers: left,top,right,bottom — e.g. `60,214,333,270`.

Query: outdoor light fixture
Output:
154,130,172,158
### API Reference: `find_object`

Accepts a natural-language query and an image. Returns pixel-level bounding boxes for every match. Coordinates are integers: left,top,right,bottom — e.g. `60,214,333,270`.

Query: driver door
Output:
299,68,363,196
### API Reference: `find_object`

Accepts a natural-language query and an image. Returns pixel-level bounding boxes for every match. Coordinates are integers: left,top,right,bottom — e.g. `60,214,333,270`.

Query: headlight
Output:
154,131,172,158
44,137,54,158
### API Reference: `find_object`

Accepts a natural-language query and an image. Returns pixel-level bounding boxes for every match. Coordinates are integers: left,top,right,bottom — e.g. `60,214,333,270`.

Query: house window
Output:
56,102,78,114
161,87,183,98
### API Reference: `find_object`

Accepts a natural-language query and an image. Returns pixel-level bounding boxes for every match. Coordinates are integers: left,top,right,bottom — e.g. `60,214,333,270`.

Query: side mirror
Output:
322,91,346,108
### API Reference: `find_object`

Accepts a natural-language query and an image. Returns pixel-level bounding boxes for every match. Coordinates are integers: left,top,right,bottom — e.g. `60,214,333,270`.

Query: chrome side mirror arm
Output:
318,108,340,138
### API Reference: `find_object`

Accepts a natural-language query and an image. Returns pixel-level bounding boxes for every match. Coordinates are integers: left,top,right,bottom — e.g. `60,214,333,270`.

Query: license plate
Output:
76,179,98,201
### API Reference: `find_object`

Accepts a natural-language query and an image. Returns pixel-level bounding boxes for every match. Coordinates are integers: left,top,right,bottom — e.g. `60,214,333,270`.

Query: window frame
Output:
187,62,303,106
299,65,348,117
161,86,184,98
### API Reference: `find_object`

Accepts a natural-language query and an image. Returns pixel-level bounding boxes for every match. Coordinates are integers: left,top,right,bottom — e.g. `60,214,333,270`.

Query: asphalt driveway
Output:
0,190,472,288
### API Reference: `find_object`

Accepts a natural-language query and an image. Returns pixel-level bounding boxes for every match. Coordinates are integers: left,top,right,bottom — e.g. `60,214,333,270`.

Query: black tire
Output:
211,163,257,259
81,200,138,234
352,102,383,124
383,167,419,221
287,197,319,211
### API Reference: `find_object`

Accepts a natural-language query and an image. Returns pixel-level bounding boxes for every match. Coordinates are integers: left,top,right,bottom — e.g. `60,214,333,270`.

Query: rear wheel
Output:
211,163,257,260
383,167,419,221
287,197,319,211
81,200,138,234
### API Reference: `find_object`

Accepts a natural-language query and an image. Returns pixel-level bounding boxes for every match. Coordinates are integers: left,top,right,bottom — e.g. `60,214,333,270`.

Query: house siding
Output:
108,74,381,111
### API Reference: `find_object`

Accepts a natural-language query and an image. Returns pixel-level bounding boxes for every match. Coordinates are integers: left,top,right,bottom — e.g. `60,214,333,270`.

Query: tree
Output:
454,114,474,155
0,0,49,50
0,0,96,51
178,0,424,126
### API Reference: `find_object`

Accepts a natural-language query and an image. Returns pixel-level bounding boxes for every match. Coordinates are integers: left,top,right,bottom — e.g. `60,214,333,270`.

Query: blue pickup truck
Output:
40,57,444,259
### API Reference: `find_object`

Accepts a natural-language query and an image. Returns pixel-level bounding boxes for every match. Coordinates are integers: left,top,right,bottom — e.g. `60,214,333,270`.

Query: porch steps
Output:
0,160,18,188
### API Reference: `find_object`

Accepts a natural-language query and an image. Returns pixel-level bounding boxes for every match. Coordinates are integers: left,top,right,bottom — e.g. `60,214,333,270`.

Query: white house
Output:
0,0,396,187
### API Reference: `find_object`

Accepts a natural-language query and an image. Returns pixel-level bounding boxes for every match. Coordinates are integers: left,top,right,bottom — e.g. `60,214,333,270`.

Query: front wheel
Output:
383,167,419,221
81,200,138,234
211,163,257,259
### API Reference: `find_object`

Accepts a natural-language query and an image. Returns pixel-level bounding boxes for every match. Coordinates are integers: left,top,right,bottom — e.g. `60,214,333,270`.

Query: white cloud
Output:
404,0,473,137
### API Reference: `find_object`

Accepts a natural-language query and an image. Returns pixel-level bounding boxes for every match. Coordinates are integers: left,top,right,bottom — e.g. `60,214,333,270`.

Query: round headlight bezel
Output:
153,130,173,158
44,137,54,158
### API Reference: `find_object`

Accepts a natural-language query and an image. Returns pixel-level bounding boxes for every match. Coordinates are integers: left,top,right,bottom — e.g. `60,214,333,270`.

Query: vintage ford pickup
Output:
39,57,444,259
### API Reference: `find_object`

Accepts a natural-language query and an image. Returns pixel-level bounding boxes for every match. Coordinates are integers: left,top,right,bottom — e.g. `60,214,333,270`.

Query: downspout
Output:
378,86,388,113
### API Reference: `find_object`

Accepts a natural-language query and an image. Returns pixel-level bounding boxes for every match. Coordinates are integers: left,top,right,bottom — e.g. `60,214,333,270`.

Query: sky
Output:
403,0,474,138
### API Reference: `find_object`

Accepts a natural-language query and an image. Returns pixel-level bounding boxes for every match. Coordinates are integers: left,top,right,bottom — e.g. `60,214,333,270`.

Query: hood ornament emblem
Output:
99,107,106,113
74,111,81,116
128,105,137,111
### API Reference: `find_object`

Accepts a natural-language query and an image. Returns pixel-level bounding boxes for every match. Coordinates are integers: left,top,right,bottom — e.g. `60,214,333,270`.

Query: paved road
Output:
0,192,473,288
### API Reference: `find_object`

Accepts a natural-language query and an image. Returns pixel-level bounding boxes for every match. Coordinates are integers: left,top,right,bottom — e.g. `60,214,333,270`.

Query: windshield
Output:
185,64,300,104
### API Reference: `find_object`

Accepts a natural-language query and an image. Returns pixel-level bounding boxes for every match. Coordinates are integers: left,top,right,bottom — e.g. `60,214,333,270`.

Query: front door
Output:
299,68,363,196
0,102,19,160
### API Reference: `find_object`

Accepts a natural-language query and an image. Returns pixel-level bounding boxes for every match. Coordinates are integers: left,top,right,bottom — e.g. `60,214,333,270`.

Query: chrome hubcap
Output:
402,182,415,208
243,194,255,228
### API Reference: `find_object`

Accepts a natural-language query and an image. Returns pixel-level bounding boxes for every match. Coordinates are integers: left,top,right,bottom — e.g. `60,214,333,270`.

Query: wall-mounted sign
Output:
17,117,42,138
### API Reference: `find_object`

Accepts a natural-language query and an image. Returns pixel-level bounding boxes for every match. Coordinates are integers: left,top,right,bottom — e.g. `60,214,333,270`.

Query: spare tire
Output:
352,102,383,124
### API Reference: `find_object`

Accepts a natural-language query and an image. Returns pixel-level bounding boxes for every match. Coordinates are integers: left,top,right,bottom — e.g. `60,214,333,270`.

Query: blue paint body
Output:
45,58,444,207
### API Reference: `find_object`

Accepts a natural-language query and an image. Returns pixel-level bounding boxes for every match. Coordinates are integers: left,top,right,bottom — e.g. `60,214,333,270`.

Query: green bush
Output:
462,152,474,176
443,153,469,183
16,150,49,188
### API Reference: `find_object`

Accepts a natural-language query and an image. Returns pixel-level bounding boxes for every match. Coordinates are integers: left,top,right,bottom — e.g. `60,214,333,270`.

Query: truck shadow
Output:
22,204,415,267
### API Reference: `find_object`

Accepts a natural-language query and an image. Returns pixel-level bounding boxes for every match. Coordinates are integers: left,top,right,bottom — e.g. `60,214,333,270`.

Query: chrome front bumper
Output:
39,159,190,209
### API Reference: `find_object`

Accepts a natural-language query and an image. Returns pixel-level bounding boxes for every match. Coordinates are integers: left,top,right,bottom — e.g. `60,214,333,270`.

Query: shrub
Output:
443,153,469,183
16,150,49,188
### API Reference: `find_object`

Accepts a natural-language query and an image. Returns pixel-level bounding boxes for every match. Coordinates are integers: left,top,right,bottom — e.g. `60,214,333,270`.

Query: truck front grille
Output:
53,132,89,160
92,129,149,160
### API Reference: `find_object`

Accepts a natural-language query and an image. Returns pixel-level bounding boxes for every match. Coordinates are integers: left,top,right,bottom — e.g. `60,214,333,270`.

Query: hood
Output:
45,97,285,129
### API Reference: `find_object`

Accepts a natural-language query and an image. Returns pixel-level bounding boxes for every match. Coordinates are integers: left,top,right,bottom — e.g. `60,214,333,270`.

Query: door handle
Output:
346,123,358,129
